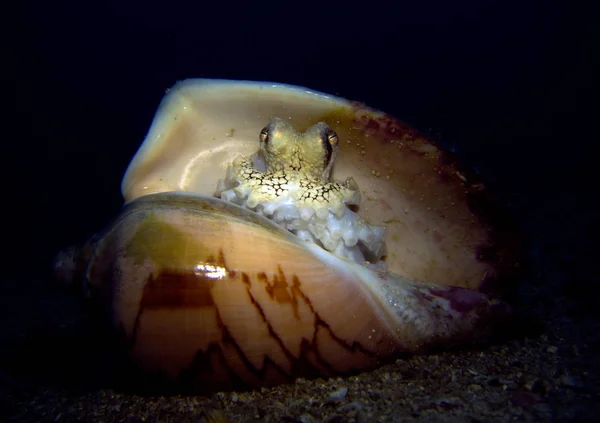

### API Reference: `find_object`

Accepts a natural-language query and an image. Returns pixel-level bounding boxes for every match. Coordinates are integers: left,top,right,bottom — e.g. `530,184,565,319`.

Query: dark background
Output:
3,0,595,404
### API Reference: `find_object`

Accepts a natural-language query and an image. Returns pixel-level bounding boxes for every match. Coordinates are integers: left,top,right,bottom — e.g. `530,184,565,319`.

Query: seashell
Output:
54,79,522,393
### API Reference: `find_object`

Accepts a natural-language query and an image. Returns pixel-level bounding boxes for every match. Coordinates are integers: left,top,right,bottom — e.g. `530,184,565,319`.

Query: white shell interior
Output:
122,80,356,200
121,79,493,288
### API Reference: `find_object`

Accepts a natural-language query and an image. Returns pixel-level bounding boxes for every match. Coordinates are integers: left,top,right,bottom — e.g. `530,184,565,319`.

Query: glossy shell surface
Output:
83,192,510,393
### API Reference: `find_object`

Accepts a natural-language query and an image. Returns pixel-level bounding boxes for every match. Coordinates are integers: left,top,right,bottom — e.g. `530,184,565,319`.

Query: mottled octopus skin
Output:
61,192,511,394
220,155,358,216
217,118,387,265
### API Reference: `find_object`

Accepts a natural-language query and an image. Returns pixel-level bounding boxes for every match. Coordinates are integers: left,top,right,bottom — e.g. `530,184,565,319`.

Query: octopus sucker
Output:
53,79,522,393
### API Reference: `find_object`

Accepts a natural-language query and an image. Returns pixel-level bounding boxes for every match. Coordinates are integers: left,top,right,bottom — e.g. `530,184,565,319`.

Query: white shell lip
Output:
121,78,524,292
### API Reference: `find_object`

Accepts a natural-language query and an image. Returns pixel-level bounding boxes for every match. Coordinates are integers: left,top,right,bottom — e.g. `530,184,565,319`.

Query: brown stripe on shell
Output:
127,250,382,391
141,271,216,308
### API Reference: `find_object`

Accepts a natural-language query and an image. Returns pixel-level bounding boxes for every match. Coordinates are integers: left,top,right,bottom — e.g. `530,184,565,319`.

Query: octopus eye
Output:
321,128,337,165
326,130,338,146
260,127,269,143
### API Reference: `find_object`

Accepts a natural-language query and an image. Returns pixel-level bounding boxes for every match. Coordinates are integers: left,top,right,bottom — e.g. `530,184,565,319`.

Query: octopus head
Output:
258,118,339,180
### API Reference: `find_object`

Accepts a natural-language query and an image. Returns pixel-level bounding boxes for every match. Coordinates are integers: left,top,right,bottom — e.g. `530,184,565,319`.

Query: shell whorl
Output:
78,192,510,392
